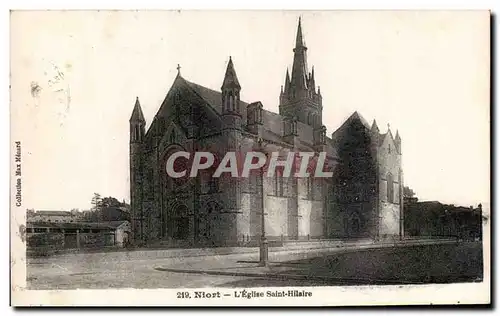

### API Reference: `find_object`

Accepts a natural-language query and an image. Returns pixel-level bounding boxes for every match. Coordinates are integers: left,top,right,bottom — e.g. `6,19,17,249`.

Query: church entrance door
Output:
345,212,361,238
173,217,189,240
170,204,191,241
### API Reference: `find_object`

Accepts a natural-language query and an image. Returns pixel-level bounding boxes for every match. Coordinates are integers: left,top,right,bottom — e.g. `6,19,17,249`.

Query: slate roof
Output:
331,111,370,143
181,76,340,159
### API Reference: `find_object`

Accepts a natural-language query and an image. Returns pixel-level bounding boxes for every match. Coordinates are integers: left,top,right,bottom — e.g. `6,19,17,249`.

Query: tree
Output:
403,186,418,204
403,186,415,198
91,193,102,211
100,196,122,208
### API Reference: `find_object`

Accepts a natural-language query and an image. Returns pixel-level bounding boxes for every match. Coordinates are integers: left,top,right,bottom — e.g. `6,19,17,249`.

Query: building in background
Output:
27,209,82,223
26,220,131,256
404,201,483,240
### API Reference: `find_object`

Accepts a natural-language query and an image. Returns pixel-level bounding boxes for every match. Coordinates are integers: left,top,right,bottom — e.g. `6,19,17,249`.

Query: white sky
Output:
10,10,490,210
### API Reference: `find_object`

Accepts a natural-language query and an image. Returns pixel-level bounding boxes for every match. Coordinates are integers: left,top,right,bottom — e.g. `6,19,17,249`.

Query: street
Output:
26,241,483,289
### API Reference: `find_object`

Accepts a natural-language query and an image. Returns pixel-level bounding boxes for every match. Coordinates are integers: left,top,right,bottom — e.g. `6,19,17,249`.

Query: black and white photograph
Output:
9,10,490,306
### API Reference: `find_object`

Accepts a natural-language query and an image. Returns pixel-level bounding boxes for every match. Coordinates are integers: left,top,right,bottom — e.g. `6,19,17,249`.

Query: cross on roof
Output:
177,64,181,74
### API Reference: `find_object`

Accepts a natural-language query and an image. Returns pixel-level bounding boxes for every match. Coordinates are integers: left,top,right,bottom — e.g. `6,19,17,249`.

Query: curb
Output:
152,266,423,285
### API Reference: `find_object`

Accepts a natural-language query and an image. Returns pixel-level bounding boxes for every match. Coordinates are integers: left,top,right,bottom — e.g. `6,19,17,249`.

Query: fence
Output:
27,231,118,256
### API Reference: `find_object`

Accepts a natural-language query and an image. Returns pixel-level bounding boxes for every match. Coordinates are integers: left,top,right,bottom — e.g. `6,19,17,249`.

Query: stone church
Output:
129,18,404,247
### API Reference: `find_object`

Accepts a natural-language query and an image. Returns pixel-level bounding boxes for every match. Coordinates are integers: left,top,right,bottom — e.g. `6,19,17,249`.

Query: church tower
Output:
279,18,323,127
129,97,146,244
220,56,243,237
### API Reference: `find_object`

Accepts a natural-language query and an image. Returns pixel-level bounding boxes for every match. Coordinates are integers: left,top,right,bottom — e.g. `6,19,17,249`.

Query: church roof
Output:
331,111,371,141
181,76,338,158
184,79,245,114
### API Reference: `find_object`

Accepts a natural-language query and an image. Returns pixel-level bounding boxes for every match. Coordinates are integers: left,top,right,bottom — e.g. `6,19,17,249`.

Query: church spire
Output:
221,56,241,115
290,17,308,93
371,119,379,133
130,97,145,123
130,97,145,144
279,17,321,125
295,17,305,48
284,68,291,93
395,130,401,154
221,56,241,90
310,65,316,92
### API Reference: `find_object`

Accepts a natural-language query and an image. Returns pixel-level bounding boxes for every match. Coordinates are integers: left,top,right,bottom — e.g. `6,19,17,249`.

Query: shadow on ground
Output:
218,242,483,287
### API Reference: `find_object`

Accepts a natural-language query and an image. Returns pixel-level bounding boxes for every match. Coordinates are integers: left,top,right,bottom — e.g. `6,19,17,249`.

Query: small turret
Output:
371,119,380,135
130,97,146,143
283,116,299,145
247,101,263,137
221,56,241,116
395,130,401,154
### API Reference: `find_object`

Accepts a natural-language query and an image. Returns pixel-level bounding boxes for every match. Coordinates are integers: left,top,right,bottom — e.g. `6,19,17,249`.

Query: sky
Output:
10,10,490,211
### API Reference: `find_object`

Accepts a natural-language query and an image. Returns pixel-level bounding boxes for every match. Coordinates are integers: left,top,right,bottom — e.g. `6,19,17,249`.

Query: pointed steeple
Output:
130,97,145,122
290,17,308,92
371,119,379,133
394,130,402,154
310,65,316,91
284,68,291,93
221,56,241,115
221,56,241,90
130,97,146,144
295,17,305,48
279,17,321,125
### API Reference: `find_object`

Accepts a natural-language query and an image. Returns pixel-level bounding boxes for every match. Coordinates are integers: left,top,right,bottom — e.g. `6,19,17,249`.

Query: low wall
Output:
27,231,118,257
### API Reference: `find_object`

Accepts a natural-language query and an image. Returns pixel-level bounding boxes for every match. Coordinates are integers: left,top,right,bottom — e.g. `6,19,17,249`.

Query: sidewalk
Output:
30,236,455,263
153,239,459,284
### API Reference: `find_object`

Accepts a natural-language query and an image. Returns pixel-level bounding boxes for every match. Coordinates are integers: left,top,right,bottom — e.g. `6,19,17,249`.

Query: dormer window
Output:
388,144,391,154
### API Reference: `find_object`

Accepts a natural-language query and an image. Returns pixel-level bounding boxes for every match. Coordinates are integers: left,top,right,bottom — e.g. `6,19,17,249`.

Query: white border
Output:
4,0,497,311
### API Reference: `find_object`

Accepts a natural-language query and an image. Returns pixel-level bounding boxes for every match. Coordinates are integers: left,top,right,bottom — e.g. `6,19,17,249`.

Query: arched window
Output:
228,91,234,111
312,114,318,127
135,126,140,141
205,201,222,241
387,173,394,203
169,129,176,144
274,168,284,197
307,177,315,200
171,204,189,240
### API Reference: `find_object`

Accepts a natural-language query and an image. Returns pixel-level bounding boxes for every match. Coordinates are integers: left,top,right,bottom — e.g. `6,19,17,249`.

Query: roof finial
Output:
387,123,391,131
177,64,181,76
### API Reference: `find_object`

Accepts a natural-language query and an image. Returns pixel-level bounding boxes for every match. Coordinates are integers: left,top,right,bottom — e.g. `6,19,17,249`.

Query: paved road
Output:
28,251,268,289
27,241,483,289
